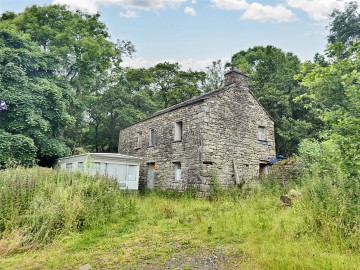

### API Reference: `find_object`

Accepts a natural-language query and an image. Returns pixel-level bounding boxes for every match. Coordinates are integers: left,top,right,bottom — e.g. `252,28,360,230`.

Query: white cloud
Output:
287,0,360,20
184,6,196,16
211,0,296,22
121,57,151,69
211,0,248,11
121,57,230,71
120,9,137,18
53,0,189,14
242,3,296,22
53,0,99,14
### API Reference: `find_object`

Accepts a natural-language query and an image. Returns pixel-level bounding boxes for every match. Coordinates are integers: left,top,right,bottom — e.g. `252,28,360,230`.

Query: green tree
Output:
0,130,37,168
297,41,360,178
0,26,73,166
0,5,134,153
83,68,158,152
5,5,132,95
203,60,225,92
328,1,360,51
149,62,205,108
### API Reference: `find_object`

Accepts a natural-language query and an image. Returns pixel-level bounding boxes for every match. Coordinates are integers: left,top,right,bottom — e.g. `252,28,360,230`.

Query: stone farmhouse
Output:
118,70,276,193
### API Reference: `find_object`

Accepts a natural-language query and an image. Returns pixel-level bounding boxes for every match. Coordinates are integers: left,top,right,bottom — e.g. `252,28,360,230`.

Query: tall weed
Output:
300,172,359,250
0,167,137,249
299,139,360,250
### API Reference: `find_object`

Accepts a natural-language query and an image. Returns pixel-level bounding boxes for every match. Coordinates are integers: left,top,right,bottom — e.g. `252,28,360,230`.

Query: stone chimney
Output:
224,68,248,86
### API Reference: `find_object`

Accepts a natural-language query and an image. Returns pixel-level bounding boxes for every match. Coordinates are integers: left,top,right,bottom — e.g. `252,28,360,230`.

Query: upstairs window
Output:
136,132,142,148
258,126,266,141
149,128,155,146
174,162,182,182
174,121,183,141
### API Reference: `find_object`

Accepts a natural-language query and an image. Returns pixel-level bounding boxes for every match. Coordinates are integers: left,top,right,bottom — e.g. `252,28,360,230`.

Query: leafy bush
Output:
0,130,37,169
298,139,343,176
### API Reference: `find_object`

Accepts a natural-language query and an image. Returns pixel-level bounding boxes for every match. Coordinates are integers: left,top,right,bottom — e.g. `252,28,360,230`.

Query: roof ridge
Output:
122,84,233,128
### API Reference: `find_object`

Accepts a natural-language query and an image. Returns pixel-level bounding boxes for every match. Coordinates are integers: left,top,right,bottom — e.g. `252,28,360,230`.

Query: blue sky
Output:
1,0,359,70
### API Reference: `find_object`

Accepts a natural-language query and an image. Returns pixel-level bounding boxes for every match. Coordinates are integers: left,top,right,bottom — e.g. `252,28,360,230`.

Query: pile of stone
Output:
280,189,302,207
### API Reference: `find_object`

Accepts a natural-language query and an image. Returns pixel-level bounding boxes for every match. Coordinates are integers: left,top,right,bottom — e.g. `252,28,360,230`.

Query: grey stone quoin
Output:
118,69,275,192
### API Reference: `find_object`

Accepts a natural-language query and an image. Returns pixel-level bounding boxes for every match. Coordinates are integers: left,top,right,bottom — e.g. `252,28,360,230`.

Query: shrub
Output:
0,130,37,169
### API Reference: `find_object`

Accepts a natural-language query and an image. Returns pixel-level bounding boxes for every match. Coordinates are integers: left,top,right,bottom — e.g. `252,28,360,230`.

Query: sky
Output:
1,0,359,70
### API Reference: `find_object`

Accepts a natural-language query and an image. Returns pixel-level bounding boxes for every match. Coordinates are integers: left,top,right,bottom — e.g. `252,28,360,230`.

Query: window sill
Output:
173,140,182,143
257,140,272,146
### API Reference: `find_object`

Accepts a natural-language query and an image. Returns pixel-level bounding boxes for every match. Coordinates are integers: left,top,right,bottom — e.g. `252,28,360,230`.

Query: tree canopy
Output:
0,5,132,166
0,24,73,166
328,1,360,50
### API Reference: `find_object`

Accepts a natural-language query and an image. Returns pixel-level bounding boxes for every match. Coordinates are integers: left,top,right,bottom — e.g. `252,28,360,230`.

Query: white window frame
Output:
127,165,137,181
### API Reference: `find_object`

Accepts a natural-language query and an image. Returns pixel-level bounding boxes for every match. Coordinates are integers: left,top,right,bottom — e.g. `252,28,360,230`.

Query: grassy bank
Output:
0,167,359,269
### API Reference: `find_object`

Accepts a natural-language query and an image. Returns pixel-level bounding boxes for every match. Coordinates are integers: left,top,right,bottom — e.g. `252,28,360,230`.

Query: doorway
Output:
147,162,156,189
259,163,267,178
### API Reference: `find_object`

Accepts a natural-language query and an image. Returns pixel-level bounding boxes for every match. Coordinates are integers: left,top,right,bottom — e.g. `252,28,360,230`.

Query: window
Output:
89,162,101,176
77,162,84,171
127,165,137,181
174,162,182,182
258,126,266,141
149,128,155,146
116,164,127,182
174,121,183,141
136,132,142,148
93,162,101,171
66,163,72,171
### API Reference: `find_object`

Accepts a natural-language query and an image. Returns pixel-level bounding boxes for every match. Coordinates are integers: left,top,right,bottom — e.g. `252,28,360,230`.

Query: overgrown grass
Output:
299,172,360,251
0,167,359,269
0,167,136,251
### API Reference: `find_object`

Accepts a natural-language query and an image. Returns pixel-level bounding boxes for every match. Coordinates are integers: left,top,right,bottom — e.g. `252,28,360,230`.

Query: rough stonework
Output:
269,158,300,185
119,70,276,193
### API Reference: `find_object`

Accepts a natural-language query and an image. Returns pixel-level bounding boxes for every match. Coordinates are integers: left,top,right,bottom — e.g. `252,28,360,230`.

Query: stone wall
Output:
119,100,205,191
119,71,276,192
269,158,300,185
198,81,275,192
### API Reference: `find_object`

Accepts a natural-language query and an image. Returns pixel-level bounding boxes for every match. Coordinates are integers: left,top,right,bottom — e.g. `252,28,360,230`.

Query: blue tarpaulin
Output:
269,155,286,165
